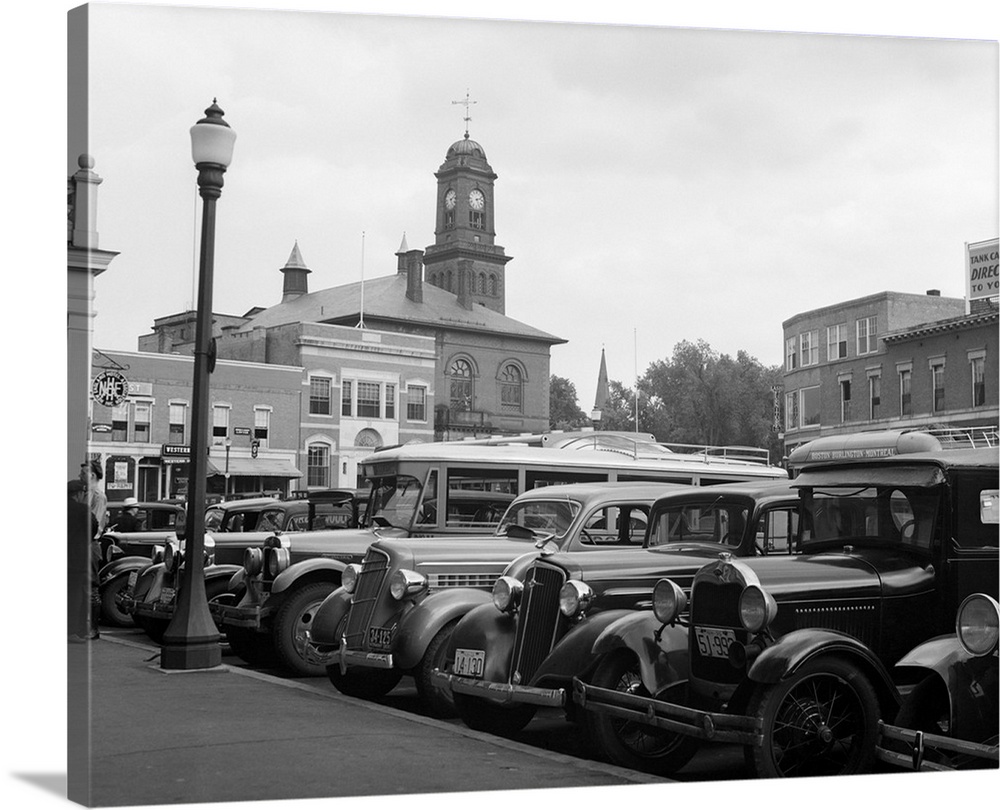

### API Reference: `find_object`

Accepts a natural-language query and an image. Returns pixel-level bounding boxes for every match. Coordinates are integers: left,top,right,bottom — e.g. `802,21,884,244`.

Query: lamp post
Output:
161,100,236,670
590,407,602,431
224,438,232,497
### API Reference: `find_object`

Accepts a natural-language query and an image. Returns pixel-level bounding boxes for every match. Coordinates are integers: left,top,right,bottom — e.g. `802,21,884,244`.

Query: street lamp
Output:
161,100,236,670
224,437,232,497
590,407,602,431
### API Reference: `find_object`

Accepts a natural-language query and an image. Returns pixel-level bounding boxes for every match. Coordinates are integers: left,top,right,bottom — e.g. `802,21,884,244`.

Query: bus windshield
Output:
368,476,424,530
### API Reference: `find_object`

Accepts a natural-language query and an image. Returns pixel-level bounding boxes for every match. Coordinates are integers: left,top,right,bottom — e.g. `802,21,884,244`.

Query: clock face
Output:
444,189,456,210
468,189,485,210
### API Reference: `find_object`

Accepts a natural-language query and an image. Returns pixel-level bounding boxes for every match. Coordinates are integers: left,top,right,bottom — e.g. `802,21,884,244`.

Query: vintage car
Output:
307,481,675,716
117,490,365,641
876,592,998,771
431,478,802,743
572,432,998,779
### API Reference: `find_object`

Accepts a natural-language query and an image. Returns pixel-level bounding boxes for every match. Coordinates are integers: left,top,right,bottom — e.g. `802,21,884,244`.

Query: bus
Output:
360,431,786,536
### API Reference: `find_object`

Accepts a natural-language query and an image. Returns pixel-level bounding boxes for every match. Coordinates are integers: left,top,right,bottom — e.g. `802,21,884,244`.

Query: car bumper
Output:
432,669,566,707
876,721,1000,771
209,600,272,630
571,677,763,746
337,637,395,672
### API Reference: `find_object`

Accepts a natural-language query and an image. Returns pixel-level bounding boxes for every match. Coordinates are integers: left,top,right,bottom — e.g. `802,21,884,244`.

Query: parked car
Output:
572,432,998,779
875,592,998,771
307,481,676,715
432,478,802,748
118,490,365,642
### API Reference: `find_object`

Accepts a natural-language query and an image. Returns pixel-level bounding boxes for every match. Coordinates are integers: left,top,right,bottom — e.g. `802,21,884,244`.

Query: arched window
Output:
489,274,497,296
478,273,487,294
355,428,383,449
449,358,474,411
445,270,453,291
499,363,524,413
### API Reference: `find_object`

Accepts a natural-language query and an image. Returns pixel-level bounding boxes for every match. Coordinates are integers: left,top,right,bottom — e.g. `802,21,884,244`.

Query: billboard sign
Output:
966,238,999,301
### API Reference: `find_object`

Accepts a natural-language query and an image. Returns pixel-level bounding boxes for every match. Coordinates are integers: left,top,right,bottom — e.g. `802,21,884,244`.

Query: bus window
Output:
526,470,606,489
415,470,438,526
446,468,518,528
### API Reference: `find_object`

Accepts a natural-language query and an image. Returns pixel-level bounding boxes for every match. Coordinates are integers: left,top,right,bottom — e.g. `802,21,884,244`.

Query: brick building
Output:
781,287,998,455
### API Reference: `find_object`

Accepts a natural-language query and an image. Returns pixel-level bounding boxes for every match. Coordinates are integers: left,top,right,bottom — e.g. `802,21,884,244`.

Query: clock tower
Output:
424,132,512,314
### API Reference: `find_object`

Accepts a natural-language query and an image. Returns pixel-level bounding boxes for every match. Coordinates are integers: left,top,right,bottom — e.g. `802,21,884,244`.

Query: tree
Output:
548,375,588,430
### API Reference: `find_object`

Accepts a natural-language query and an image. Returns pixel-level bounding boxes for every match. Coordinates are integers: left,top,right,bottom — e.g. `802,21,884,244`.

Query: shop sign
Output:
92,423,112,433
162,444,191,456
233,427,251,436
91,370,130,406
967,238,999,300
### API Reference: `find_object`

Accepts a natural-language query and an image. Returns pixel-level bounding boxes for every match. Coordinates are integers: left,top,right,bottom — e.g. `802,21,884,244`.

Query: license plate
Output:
368,626,393,650
127,571,138,588
454,648,485,678
695,627,736,659
158,587,176,605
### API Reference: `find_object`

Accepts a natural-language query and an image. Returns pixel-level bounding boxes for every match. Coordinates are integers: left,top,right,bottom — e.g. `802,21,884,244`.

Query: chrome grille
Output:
510,562,566,684
429,573,497,589
344,547,390,648
690,579,747,685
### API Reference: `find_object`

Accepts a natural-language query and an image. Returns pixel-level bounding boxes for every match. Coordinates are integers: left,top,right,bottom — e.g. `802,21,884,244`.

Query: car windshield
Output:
205,508,224,531
801,486,942,551
496,500,581,541
369,475,423,529
646,500,748,548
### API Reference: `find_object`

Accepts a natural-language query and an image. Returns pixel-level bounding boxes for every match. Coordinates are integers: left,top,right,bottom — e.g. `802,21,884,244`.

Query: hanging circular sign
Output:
91,370,130,407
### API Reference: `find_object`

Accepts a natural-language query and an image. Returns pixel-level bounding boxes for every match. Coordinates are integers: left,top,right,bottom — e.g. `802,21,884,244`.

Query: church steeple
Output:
594,348,610,416
423,101,512,315
280,241,311,302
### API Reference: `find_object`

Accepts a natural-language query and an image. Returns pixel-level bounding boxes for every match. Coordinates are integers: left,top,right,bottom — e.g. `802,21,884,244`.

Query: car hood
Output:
371,535,536,569
539,545,745,584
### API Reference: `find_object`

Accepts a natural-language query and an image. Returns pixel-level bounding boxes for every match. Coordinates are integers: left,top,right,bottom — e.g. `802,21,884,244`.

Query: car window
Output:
802,486,941,551
205,508,224,531
497,500,581,540
647,503,748,548
755,507,799,554
954,474,1000,549
579,505,648,546
256,509,284,533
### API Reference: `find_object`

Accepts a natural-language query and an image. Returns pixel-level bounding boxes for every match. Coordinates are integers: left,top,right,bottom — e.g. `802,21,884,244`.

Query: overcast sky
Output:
73,1,998,411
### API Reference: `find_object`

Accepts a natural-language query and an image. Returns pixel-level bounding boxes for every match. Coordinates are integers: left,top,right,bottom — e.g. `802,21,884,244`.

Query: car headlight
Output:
389,569,428,601
150,545,165,564
739,584,778,632
265,547,290,578
164,540,182,575
559,580,594,618
492,576,523,613
956,593,1000,657
652,579,686,624
243,547,263,577
342,563,361,594
203,535,216,565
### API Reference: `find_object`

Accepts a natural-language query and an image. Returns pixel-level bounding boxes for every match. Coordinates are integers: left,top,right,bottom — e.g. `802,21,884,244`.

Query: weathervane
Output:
452,89,477,139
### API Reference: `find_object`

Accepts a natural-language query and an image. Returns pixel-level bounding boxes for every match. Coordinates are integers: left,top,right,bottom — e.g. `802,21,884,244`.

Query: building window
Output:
169,403,187,444
489,275,498,296
785,391,799,429
355,428,382,449
449,358,474,411
799,331,819,366
385,384,396,420
499,364,524,413
309,376,333,416
899,369,912,416
111,404,129,443
857,315,878,355
800,386,821,427
932,363,946,412
840,380,851,422
212,405,230,445
307,444,330,488
357,382,381,418
971,356,986,407
868,375,881,420
133,401,151,443
254,407,270,448
407,385,427,421
469,210,483,229
827,324,848,361
785,337,798,371
341,381,352,417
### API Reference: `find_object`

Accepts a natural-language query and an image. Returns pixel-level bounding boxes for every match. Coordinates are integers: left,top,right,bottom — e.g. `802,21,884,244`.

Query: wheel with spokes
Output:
745,656,880,778
584,651,699,774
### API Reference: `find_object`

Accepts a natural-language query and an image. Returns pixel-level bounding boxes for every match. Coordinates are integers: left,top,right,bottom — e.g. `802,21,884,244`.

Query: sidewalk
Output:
72,633,666,807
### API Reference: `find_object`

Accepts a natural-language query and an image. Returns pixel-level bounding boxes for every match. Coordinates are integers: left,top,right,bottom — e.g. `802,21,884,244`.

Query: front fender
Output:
447,602,518,683
746,628,900,717
591,610,690,697
227,568,246,594
270,558,346,595
98,556,153,588
310,587,353,647
894,635,962,682
529,609,635,686
394,588,493,670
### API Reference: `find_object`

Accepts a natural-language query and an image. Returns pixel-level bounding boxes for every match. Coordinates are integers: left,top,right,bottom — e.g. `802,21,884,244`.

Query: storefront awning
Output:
208,458,303,478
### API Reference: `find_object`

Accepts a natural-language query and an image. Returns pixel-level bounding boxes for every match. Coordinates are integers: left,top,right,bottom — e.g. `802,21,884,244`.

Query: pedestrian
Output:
68,479,99,641
115,497,143,532
80,459,108,538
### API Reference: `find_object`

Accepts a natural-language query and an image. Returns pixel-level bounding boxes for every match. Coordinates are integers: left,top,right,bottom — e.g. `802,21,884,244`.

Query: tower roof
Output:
446,134,487,160
282,241,310,272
